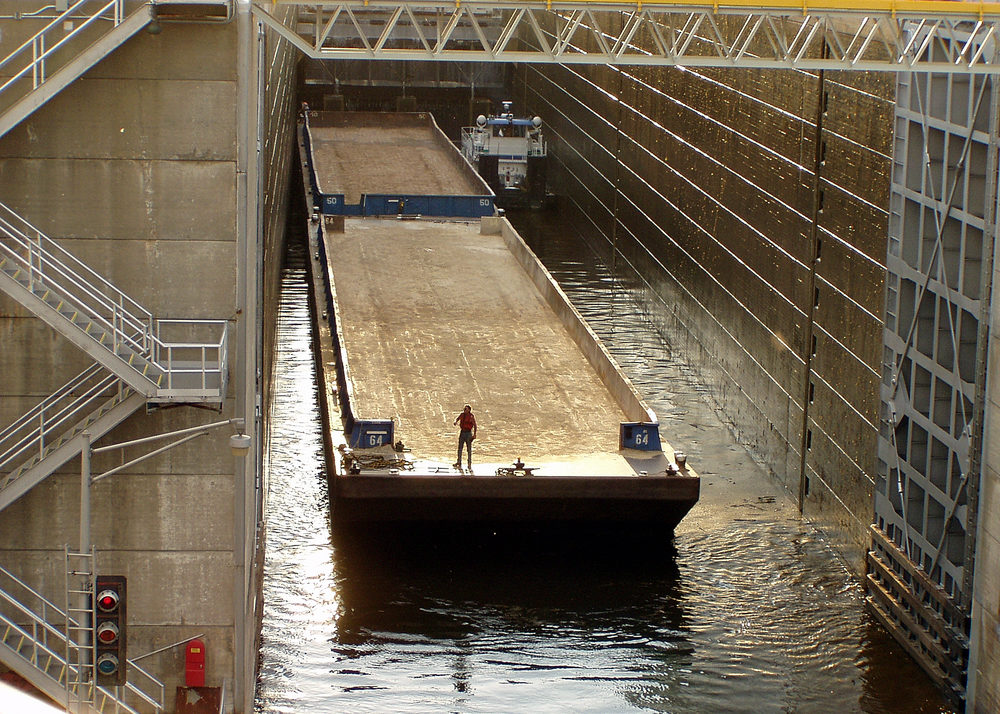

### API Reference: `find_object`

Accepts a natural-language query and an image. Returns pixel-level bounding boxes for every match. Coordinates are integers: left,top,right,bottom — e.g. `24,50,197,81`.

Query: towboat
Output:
461,101,555,209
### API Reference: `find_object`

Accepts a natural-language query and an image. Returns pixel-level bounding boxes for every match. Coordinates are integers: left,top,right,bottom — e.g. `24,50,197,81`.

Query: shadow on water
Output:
330,524,685,640
326,525,696,713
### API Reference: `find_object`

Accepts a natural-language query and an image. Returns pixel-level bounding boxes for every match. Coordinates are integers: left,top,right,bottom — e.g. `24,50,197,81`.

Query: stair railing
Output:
0,202,228,398
0,563,73,672
154,319,229,395
126,658,165,712
0,201,153,356
0,366,124,480
0,1,125,98
0,563,165,712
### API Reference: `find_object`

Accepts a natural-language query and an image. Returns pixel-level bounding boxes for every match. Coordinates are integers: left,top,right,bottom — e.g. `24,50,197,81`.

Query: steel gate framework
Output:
873,43,998,701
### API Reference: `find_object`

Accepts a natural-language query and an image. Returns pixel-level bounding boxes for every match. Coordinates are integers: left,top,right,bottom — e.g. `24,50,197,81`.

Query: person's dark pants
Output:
457,430,474,467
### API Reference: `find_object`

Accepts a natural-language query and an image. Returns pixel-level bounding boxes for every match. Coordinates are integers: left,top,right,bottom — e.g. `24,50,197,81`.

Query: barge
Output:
299,111,699,530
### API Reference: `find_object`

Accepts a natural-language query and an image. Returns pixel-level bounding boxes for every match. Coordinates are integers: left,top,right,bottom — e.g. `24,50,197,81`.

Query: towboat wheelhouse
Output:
461,101,553,209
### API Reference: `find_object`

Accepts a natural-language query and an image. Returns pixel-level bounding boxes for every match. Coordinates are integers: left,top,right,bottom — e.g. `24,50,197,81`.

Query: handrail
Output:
0,369,116,457
0,378,121,472
153,319,229,392
218,322,230,395
0,563,76,631
0,567,74,685
124,658,165,711
0,370,124,472
0,589,69,646
0,204,153,350
0,202,150,327
0,203,227,397
0,363,105,445
0,614,69,681
0,252,151,360
0,208,225,385
0,1,124,94
0,208,152,331
218,678,232,714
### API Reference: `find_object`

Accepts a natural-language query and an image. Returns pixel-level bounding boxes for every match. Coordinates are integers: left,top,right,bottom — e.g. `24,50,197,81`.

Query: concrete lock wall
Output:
516,60,893,571
0,4,298,710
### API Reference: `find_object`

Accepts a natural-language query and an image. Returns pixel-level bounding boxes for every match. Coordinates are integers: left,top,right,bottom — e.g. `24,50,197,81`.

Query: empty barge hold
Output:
303,109,495,218
299,111,699,530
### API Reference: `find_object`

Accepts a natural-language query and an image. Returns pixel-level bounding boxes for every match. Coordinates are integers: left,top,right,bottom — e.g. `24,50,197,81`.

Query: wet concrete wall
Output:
514,62,894,571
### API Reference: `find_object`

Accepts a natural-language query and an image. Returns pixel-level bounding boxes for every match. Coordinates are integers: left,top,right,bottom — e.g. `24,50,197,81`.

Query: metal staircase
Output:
0,557,163,713
0,1,155,139
0,3,230,710
0,364,146,514
0,201,228,404
0,196,221,705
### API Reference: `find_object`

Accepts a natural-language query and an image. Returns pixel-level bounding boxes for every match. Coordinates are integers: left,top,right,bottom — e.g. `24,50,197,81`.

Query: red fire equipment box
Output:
185,638,206,688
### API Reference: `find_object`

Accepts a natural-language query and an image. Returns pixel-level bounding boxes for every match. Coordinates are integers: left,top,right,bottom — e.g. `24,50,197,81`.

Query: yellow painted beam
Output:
267,0,1000,18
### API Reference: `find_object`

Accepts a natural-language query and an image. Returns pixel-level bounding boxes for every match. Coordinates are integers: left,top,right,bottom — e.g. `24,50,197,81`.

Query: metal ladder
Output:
65,548,95,714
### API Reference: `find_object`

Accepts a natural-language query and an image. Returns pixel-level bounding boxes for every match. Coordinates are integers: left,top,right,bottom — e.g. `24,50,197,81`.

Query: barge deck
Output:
300,111,699,529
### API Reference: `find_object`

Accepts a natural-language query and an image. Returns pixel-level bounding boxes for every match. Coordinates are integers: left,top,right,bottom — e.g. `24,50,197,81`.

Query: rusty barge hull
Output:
332,473,700,528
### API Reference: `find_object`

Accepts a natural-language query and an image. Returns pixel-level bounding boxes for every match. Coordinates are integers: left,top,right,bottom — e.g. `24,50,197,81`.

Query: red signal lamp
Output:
96,621,119,645
96,589,120,613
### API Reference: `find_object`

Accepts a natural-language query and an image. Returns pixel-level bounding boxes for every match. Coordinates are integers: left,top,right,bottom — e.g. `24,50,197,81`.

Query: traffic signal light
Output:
93,575,126,686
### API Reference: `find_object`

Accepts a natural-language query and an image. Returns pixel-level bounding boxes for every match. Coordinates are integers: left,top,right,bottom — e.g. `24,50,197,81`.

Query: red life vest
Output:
459,412,475,430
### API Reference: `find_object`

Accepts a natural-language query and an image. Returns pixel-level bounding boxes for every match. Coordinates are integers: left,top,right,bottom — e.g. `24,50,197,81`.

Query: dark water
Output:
255,210,952,713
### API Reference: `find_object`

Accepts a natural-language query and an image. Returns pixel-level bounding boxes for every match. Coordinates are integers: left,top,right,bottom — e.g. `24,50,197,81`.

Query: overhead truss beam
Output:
254,1,1000,73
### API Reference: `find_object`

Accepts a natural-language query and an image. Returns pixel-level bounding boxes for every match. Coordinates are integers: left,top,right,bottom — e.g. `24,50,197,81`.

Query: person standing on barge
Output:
453,404,477,470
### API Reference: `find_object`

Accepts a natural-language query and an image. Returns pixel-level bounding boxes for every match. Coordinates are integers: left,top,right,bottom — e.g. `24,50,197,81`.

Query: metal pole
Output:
92,417,241,455
232,441,247,710
91,431,210,484
79,432,92,703
80,432,91,554
235,3,256,709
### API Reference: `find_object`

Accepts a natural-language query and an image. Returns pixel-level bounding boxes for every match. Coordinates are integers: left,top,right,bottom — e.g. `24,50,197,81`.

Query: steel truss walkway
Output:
257,0,1000,73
